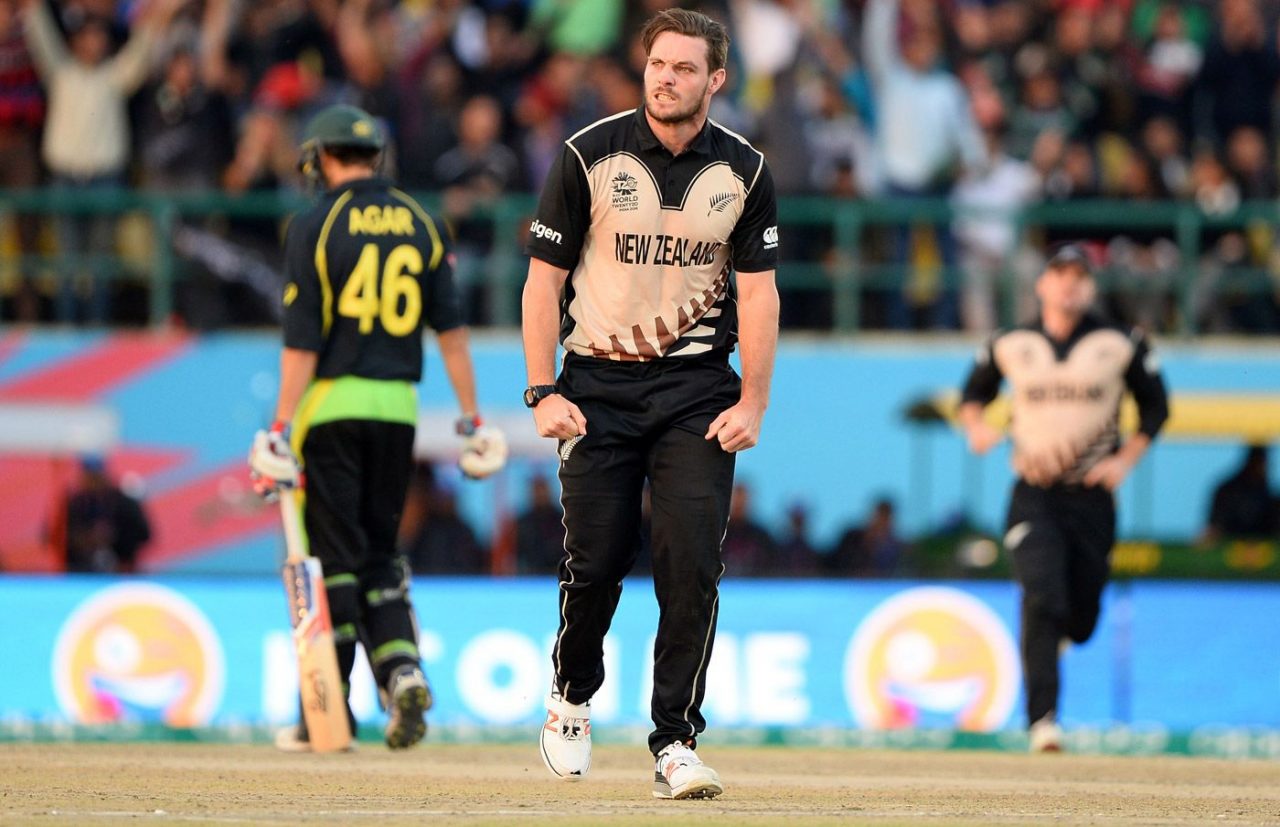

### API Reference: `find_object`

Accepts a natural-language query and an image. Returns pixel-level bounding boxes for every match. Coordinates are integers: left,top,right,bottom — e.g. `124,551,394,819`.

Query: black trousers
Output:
301,419,420,692
552,353,740,756
1005,480,1115,726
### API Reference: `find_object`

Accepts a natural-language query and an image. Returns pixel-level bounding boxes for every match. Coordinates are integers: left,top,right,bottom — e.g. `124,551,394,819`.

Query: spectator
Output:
862,497,910,576
3,0,1280,339
1139,116,1190,198
827,497,908,577
513,50,594,171
1196,0,1279,146
133,30,233,192
1224,125,1276,200
1200,443,1280,545
1005,45,1075,163
1043,138,1099,204
404,481,487,574
773,501,821,577
396,460,436,555
22,0,184,323
455,3,540,110
720,483,778,577
332,0,401,126
585,53,640,120
220,58,325,193
1047,6,1103,138
62,455,152,573
803,75,876,199
435,93,522,322
1080,3,1142,140
512,474,565,575
397,52,466,191
1106,148,1179,331
862,0,986,330
952,121,1043,332
982,0,1036,100
1189,146,1239,217
1185,148,1280,334
0,0,45,323
1135,1,1203,132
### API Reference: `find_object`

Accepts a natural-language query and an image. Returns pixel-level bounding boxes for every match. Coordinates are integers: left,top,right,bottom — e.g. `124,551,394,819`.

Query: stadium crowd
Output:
2,0,1280,331
397,464,916,579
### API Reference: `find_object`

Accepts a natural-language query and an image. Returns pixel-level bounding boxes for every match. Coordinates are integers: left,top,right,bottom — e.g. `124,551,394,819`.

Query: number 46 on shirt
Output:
339,243,423,336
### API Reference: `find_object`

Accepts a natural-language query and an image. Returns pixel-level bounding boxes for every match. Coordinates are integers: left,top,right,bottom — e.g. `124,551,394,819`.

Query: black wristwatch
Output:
523,384,558,408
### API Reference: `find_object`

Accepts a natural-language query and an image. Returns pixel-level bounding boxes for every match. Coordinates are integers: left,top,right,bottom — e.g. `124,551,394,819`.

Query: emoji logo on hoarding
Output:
52,583,224,726
844,587,1018,731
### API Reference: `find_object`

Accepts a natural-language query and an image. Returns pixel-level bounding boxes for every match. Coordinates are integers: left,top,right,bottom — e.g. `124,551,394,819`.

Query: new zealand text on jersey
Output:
1025,382,1105,402
615,233,722,267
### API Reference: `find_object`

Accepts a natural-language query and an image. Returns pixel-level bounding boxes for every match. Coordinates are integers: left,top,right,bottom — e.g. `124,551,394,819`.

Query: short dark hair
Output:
323,145,381,168
1045,243,1095,276
640,8,729,74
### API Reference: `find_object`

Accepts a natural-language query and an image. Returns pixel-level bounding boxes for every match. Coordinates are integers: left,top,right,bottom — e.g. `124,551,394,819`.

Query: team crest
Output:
611,172,640,212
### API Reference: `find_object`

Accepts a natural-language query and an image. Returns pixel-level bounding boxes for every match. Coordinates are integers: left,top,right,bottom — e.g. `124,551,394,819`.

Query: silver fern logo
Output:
708,192,738,215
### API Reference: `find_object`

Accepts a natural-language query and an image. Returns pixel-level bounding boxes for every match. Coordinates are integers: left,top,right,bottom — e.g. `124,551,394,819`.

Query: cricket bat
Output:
279,489,352,753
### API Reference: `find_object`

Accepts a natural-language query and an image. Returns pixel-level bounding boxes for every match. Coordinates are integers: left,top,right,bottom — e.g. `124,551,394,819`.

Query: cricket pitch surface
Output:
3,743,1279,825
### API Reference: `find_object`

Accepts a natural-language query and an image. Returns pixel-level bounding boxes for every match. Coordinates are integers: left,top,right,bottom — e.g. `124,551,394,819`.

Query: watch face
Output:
525,385,554,407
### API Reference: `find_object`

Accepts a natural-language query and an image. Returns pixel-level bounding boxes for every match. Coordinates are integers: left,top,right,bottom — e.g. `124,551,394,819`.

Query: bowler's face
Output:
1036,263,1095,316
644,31,724,127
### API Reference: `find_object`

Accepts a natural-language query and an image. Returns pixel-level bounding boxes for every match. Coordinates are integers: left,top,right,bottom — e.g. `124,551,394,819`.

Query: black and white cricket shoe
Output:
384,665,432,749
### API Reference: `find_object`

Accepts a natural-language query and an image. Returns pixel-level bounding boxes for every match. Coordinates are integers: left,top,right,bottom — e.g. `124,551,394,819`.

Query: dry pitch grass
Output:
2,742,1279,826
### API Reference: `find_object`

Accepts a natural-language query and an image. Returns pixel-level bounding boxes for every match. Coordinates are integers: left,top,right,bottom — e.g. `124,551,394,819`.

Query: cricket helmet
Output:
298,104,385,182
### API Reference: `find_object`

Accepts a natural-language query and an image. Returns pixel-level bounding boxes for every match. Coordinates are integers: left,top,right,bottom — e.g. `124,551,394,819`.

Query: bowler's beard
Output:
645,83,708,126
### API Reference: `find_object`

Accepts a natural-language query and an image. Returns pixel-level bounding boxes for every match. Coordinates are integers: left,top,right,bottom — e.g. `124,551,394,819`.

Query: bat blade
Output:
280,493,351,753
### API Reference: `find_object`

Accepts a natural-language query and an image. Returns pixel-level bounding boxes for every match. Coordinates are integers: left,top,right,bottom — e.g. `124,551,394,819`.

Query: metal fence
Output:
1,188,1277,334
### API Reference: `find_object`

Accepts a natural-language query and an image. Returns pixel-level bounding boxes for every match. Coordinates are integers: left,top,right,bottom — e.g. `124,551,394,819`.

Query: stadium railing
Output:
1,188,1278,334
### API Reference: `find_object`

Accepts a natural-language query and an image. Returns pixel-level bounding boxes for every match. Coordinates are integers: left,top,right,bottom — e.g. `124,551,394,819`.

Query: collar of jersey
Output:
325,176,393,196
632,106,712,157
1033,311,1105,358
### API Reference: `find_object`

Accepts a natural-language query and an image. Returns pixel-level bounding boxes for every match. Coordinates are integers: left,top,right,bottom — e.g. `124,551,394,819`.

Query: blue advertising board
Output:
3,576,1276,735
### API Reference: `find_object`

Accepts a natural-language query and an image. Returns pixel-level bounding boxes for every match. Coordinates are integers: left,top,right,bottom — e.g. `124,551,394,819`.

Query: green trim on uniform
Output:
315,190,355,336
365,585,408,607
369,639,419,665
325,573,359,588
290,380,334,455
390,188,445,270
294,377,418,435
333,623,359,644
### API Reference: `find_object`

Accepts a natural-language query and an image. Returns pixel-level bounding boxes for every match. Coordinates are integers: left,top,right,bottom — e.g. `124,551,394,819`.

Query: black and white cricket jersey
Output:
525,108,778,361
961,313,1169,484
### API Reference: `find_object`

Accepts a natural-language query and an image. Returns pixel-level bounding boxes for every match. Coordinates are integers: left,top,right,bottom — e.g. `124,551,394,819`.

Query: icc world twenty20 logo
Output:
52,583,225,726
844,587,1019,731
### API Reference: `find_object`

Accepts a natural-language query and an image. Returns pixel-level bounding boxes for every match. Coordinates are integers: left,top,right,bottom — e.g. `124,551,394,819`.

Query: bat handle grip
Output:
279,489,308,563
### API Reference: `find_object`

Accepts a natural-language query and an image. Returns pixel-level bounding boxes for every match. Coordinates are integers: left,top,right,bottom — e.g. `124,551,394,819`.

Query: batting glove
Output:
455,415,508,480
249,421,302,500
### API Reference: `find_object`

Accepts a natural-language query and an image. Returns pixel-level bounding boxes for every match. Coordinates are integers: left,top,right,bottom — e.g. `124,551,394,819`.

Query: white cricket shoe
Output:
1029,715,1064,753
384,665,432,750
652,741,723,800
540,690,591,780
